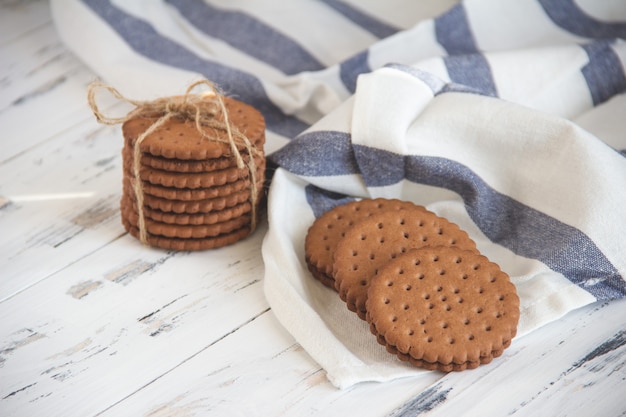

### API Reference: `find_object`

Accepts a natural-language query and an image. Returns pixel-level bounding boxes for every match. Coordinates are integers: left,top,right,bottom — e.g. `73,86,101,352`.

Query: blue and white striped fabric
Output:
52,0,626,388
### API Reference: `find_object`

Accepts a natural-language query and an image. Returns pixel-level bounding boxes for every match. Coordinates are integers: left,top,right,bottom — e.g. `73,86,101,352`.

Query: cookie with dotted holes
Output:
366,246,519,372
123,151,264,189
121,217,252,251
122,178,257,214
122,194,252,225
122,144,255,173
333,208,478,320
123,162,265,201
122,96,265,160
121,199,252,239
123,154,266,190
304,199,428,290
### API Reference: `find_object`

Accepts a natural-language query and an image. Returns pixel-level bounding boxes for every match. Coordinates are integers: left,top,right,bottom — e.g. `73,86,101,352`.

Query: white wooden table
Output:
1,2,625,416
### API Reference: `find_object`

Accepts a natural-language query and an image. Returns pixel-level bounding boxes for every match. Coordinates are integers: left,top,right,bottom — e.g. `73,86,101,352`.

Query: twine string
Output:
87,80,260,245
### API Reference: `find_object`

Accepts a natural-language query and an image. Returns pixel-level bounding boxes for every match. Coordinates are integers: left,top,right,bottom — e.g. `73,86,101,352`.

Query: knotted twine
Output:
87,79,261,245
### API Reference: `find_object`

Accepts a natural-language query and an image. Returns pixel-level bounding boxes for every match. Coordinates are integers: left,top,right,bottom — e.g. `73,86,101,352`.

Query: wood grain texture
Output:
388,300,626,417
0,2,625,417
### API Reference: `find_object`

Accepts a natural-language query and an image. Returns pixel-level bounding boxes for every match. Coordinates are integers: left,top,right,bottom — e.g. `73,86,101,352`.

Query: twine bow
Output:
87,79,261,245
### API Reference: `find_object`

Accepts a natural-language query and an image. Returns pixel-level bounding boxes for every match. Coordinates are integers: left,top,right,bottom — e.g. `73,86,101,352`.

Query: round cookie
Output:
121,201,252,238
145,202,251,226
333,208,478,320
366,246,520,372
122,145,255,173
121,217,252,251
136,177,253,202
122,159,265,201
123,179,255,214
122,96,265,160
122,148,265,189
122,195,252,225
304,199,428,290
129,163,251,189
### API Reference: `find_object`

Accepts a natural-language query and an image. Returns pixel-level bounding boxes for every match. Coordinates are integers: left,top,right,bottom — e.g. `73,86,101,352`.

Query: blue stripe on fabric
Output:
433,4,497,97
349,144,625,300
164,0,325,75
319,0,399,39
443,54,498,97
539,0,626,40
434,4,478,55
581,41,626,106
304,184,355,218
81,0,309,139
285,133,624,300
352,142,404,186
339,51,371,93
269,131,359,176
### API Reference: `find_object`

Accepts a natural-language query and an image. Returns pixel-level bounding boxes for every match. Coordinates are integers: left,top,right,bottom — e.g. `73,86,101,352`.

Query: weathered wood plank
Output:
387,299,626,417
77,300,626,417
0,221,270,416
96,311,441,417
0,9,98,163
0,50,96,163
0,113,126,300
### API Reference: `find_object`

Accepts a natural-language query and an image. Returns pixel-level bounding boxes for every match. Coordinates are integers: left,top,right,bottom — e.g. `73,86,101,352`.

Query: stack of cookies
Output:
120,96,266,251
304,198,520,372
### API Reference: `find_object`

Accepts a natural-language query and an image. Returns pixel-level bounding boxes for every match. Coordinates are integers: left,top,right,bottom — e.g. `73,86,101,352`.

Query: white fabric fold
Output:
263,63,623,387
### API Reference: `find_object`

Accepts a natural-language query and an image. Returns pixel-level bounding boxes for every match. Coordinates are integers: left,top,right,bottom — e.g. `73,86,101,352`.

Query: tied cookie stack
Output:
305,198,520,372
88,80,266,250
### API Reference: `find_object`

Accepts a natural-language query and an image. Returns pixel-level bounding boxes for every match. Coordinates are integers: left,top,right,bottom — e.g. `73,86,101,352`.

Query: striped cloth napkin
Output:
52,0,626,388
